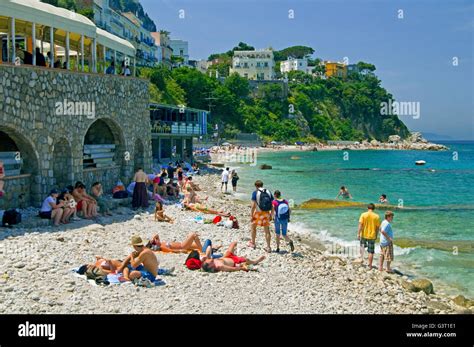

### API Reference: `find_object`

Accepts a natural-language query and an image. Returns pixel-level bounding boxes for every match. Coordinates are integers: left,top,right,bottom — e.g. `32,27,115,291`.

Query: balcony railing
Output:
151,120,202,135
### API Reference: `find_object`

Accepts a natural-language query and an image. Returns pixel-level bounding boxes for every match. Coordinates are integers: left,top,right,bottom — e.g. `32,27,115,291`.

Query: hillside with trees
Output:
141,42,409,143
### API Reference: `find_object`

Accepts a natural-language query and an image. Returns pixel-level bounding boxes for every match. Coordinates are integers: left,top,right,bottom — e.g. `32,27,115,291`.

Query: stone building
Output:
0,63,151,210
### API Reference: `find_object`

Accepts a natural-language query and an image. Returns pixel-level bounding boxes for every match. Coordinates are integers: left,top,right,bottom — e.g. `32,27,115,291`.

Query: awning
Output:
0,0,96,38
96,28,135,57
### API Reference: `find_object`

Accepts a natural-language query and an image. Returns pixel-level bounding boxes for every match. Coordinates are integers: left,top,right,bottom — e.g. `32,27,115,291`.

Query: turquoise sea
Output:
230,142,474,297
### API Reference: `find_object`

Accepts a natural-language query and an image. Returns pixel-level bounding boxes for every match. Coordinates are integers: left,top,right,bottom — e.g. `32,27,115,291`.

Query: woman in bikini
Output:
183,201,231,217
154,201,174,223
93,256,123,274
146,232,204,253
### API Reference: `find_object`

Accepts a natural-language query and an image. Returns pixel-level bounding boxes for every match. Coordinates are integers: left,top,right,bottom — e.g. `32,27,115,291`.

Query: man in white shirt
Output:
221,168,230,193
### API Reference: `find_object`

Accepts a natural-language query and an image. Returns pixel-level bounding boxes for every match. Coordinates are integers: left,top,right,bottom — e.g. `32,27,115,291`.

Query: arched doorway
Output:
134,138,145,173
0,128,41,208
52,138,72,189
82,119,127,190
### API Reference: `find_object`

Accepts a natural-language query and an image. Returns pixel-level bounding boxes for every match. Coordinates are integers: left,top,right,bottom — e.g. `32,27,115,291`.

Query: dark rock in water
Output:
453,295,474,308
260,164,273,170
412,278,434,295
401,280,416,292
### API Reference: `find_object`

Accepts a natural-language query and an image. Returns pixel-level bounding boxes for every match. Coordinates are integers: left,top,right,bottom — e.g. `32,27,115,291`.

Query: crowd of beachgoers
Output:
0,160,472,314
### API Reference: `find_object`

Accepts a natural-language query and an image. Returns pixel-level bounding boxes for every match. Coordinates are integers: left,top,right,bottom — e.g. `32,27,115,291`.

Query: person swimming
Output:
379,194,389,204
336,186,353,200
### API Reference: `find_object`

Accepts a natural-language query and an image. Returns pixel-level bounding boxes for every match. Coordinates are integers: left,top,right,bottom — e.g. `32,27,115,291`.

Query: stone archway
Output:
134,138,145,173
82,118,127,190
52,138,72,189
0,128,41,208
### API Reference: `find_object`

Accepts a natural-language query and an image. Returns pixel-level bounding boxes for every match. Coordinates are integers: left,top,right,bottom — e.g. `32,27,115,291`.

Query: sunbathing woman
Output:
146,232,203,253
154,201,174,223
183,200,230,217
93,256,123,274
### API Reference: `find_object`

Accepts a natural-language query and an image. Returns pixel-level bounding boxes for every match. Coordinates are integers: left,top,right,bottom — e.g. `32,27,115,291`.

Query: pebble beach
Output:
0,173,471,315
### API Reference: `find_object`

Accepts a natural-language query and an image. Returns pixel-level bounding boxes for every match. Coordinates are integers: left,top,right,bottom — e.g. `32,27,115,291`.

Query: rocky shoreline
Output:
0,173,471,314
260,133,448,152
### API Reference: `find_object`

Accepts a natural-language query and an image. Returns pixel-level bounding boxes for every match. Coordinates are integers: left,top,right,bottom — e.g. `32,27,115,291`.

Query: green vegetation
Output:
142,48,409,143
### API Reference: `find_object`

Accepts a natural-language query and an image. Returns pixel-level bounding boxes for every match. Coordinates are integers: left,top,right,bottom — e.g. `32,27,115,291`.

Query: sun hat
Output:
130,235,144,247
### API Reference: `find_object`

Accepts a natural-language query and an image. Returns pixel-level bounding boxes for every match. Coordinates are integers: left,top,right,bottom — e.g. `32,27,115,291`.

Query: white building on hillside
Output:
229,49,275,80
280,57,308,73
169,39,189,66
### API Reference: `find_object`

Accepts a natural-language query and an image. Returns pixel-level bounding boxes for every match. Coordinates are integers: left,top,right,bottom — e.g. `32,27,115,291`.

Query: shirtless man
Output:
201,242,266,272
132,168,150,209
147,232,203,253
72,183,97,218
117,236,159,282
336,186,353,200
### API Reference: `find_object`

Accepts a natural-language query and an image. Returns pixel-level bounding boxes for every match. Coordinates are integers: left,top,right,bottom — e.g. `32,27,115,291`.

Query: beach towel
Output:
72,268,167,287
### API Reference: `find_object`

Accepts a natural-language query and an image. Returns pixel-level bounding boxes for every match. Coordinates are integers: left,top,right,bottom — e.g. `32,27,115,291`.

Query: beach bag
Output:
2,209,21,227
275,200,290,221
230,216,240,229
256,189,273,212
113,190,128,199
184,250,202,270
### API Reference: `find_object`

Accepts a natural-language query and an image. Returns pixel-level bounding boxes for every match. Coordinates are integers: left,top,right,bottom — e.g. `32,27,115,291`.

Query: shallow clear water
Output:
228,142,474,297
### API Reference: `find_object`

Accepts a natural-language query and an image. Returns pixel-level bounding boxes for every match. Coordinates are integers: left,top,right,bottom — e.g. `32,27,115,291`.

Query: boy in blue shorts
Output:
271,191,295,253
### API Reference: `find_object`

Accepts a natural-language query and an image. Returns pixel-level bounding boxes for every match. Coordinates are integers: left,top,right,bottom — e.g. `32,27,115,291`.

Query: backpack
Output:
256,189,273,212
113,190,128,199
2,209,21,227
275,200,290,221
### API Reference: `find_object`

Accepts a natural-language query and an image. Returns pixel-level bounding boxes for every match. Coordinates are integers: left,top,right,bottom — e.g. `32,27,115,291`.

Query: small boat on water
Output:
415,160,426,166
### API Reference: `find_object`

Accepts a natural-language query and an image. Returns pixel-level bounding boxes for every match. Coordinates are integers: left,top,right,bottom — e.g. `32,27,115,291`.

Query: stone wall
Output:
0,175,32,210
0,64,151,209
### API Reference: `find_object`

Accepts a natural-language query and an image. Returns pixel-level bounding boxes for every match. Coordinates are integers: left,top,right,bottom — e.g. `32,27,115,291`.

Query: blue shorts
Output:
274,219,288,236
127,264,156,282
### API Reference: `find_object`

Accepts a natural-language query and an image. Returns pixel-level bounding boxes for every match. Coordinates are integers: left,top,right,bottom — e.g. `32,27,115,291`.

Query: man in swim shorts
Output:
201,242,266,273
249,180,273,252
117,236,159,282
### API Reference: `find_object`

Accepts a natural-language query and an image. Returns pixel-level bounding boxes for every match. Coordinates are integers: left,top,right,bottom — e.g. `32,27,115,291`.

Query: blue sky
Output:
142,0,474,140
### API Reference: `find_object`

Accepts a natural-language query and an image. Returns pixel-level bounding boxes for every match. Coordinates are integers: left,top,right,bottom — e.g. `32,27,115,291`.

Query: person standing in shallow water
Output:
221,167,230,193
358,203,381,269
379,211,395,273
231,170,239,192
132,168,149,210
336,186,353,200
